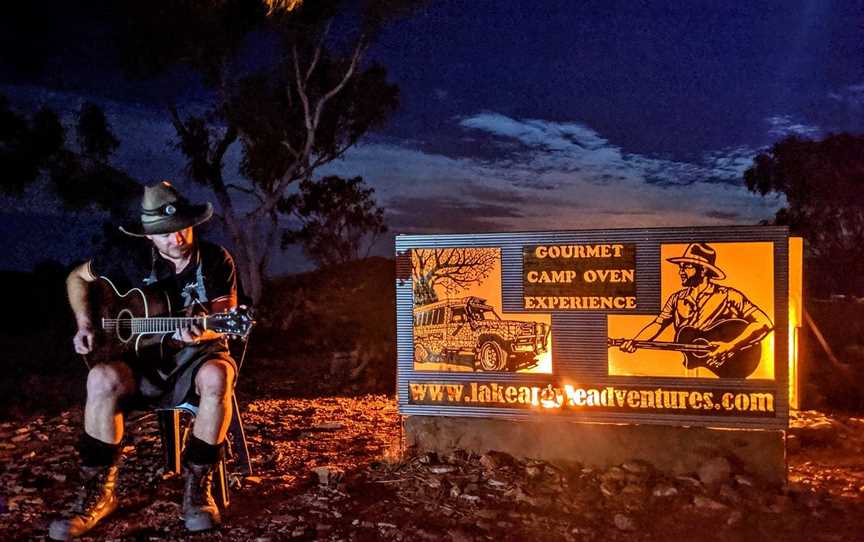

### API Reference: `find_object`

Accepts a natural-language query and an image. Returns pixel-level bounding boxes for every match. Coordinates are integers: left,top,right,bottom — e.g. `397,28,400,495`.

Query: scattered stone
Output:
613,513,636,531
621,483,645,495
719,484,740,504
310,422,344,431
428,464,456,475
479,453,498,471
447,528,474,542
601,466,630,482
694,495,727,511
726,510,743,526
676,475,703,489
734,474,755,487
697,456,731,487
600,480,617,497
525,465,543,478
621,460,651,475
652,484,678,498
769,495,790,514
312,466,343,486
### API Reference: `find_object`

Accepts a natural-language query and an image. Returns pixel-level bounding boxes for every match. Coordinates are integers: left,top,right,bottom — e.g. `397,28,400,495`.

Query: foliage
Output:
281,175,387,267
0,95,137,216
744,133,864,296
118,0,412,302
411,248,498,306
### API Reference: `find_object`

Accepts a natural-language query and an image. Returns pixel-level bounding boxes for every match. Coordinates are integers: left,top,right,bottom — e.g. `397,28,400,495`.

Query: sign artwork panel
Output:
412,248,552,373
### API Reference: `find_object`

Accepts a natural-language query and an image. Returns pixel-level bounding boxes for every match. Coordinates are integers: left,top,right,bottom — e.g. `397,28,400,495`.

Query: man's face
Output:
678,263,704,287
147,226,194,260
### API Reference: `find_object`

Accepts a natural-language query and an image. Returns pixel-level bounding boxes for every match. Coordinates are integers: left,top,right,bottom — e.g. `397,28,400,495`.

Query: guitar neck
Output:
608,338,713,353
102,316,206,335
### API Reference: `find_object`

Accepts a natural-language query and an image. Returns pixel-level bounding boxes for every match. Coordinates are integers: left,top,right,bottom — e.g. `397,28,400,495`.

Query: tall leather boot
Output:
48,464,119,541
182,460,221,531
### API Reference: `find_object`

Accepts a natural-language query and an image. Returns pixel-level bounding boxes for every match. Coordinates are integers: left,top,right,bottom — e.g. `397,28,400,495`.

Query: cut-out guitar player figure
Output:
614,243,773,378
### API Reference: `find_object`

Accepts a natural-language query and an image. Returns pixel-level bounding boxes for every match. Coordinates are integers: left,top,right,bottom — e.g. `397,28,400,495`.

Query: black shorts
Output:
123,339,237,411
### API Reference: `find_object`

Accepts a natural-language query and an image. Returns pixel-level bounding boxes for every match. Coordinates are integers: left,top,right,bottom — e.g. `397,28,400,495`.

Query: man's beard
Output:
682,271,704,287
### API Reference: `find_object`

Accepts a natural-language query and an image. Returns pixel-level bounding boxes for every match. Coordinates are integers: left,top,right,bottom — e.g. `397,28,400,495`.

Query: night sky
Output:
1,1,862,272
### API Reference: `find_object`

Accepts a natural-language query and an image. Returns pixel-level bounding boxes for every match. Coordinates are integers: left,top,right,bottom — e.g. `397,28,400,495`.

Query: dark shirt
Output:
89,240,237,316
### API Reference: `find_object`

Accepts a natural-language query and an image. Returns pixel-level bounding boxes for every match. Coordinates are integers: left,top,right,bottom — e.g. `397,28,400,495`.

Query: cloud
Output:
765,115,821,139
827,83,864,107
320,111,784,235
457,113,759,189
1,85,785,255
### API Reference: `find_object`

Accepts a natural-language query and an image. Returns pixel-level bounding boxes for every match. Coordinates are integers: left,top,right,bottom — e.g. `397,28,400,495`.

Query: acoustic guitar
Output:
84,276,254,364
607,318,761,378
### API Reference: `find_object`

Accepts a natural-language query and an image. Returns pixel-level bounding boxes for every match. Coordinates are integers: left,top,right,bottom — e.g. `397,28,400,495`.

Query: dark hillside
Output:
0,264,84,420
249,256,397,396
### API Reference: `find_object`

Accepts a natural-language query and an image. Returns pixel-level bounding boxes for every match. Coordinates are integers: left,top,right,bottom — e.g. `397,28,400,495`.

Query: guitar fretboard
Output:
102,317,205,335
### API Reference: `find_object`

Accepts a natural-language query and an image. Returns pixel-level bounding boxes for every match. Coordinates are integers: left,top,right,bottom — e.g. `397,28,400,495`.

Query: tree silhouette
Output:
744,133,864,296
281,175,387,267
119,0,412,303
411,248,499,307
0,95,138,216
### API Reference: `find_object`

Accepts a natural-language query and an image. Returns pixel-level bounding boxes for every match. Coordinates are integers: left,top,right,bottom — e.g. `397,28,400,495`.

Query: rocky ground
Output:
1,394,863,541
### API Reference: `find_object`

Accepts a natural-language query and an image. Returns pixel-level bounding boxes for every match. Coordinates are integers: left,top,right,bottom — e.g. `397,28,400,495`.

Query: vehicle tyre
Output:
414,344,427,363
478,340,507,371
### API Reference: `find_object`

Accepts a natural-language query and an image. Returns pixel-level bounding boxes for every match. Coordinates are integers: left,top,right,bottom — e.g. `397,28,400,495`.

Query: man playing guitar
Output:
618,243,773,378
50,181,239,539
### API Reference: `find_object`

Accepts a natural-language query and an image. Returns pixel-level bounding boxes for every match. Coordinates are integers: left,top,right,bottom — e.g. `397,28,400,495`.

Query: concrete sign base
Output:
404,415,786,485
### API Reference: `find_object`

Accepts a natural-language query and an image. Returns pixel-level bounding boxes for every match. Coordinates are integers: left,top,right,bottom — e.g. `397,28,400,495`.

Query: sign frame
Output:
395,225,790,430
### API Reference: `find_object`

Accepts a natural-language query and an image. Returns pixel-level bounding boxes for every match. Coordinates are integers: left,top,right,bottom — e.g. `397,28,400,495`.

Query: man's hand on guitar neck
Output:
173,321,223,345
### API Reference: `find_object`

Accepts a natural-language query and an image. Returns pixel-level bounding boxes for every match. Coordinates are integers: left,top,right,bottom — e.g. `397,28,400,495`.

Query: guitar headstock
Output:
207,305,255,339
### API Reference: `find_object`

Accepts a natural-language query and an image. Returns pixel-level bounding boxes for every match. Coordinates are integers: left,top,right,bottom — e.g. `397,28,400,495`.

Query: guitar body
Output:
675,319,761,378
87,277,172,364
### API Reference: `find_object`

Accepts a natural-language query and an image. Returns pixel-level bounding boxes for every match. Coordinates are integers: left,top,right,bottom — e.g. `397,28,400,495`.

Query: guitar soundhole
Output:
116,309,133,343
690,337,710,358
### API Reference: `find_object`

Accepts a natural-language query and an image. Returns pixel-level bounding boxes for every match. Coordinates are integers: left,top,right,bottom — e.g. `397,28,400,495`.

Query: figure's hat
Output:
119,181,213,237
666,243,726,280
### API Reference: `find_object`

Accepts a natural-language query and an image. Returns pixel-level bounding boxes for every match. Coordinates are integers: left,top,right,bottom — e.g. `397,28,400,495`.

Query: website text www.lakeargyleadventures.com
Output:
408,382,775,414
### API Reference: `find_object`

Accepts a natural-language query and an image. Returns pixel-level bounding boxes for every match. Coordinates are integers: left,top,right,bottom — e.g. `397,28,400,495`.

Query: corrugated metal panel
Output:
395,226,789,430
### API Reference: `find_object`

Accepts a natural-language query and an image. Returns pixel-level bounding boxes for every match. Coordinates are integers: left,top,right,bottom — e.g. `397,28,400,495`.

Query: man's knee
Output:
195,360,234,399
87,363,134,399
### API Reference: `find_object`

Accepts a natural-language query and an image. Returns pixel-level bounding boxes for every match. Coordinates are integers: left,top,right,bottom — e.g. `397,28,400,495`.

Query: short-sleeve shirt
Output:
655,283,757,331
89,240,236,316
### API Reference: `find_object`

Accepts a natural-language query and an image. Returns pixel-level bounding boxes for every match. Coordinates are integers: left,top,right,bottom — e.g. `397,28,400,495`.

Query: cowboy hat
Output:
666,243,726,280
119,181,213,237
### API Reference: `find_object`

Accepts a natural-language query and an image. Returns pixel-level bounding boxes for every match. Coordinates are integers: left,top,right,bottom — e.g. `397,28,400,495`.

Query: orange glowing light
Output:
537,384,564,408
788,237,803,409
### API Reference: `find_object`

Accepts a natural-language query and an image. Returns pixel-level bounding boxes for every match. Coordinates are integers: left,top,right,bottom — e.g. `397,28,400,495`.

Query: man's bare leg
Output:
49,362,135,541
182,359,235,532
192,359,235,444
84,362,136,443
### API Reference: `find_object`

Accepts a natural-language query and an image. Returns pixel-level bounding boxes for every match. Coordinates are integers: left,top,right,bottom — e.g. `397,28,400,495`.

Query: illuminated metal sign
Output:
396,226,799,429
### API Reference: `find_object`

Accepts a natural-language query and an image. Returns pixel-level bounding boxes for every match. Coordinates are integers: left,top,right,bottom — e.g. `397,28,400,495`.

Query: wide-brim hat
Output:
666,242,726,280
119,181,213,237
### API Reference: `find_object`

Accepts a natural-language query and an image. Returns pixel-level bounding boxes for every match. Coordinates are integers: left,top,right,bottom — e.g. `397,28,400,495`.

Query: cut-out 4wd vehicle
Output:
413,296,550,371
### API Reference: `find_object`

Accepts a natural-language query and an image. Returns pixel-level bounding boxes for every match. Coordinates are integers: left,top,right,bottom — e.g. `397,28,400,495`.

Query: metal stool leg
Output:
228,394,253,476
158,409,182,475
